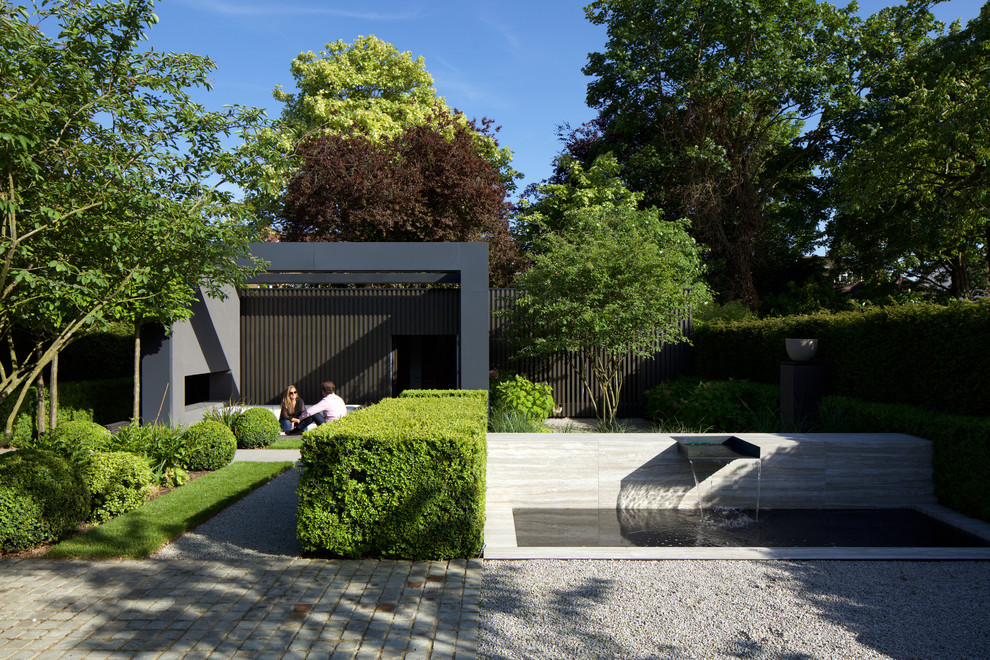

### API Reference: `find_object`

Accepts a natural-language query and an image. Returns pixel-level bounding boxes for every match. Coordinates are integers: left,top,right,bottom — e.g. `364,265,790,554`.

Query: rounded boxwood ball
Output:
231,407,280,449
182,420,236,471
45,420,113,453
0,449,91,553
81,451,154,523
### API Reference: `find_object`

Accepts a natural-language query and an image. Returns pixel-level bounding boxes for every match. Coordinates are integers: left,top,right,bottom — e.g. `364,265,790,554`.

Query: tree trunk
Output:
35,372,46,436
984,223,990,293
949,253,969,299
49,350,59,430
132,315,142,424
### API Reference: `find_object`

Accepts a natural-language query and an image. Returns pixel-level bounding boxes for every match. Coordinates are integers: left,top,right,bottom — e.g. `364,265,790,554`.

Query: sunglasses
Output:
289,390,297,395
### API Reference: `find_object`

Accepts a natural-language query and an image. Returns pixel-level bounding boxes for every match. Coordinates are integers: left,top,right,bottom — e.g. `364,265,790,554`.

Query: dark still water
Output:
512,508,990,548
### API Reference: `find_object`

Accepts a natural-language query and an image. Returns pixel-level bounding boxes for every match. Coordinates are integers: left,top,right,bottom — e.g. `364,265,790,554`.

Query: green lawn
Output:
48,461,293,559
269,436,303,449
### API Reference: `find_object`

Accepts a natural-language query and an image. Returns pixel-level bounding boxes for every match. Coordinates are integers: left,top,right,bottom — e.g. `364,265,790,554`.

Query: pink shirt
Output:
301,392,347,422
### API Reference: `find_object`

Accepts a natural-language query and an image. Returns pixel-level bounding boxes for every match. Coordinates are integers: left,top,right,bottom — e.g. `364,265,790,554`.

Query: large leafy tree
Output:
1,0,264,441
829,4,990,298
513,152,643,256
282,111,524,285
243,35,519,226
581,0,942,310
504,205,706,423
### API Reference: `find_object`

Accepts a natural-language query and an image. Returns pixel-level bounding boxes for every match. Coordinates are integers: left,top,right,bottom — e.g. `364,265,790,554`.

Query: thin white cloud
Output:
479,15,526,62
180,0,429,21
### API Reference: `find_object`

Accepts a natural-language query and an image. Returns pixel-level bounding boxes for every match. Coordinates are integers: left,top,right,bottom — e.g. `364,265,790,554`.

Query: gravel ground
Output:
153,466,304,561
152,461,990,659
480,559,990,659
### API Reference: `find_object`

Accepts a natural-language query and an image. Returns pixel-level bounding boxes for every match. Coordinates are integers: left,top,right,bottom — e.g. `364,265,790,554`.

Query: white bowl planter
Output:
785,338,818,362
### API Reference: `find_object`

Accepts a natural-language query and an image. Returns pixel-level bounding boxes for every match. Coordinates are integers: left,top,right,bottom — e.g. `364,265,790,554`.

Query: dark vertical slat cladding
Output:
240,287,690,415
239,287,459,407
489,288,693,418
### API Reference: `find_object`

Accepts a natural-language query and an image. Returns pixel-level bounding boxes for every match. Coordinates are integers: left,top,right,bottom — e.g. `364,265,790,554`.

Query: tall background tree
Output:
282,110,525,285
241,35,523,283
579,0,942,310
1,0,264,441
829,3,990,298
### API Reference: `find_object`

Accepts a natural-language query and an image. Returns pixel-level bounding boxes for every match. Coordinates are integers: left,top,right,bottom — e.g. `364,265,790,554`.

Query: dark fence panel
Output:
239,288,458,407
489,288,693,418
240,287,693,417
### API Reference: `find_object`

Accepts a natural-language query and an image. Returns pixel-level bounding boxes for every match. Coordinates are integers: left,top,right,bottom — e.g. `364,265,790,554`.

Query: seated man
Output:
295,380,347,431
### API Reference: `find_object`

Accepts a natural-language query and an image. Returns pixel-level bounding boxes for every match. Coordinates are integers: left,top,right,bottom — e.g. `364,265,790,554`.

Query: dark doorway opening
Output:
392,335,457,395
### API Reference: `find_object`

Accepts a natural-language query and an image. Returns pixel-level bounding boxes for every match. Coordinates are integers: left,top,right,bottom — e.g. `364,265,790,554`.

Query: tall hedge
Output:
820,396,990,523
1,377,133,445
298,394,487,559
693,301,990,417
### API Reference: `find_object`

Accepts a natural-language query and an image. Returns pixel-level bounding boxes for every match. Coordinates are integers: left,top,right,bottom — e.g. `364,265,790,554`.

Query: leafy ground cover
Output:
47,461,292,559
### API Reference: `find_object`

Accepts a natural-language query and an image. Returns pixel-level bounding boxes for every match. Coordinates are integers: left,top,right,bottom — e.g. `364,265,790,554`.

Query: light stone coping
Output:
484,431,990,560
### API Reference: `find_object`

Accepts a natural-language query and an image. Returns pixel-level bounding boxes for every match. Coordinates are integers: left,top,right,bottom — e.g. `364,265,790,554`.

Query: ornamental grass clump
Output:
109,423,189,486
231,407,280,449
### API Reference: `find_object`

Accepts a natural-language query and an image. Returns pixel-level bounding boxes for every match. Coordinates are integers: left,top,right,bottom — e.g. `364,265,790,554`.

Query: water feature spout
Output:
673,435,763,519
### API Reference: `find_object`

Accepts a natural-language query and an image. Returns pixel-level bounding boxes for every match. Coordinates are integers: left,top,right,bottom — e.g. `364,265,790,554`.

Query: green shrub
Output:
46,420,113,451
693,300,990,417
819,396,990,523
0,486,46,554
81,452,153,523
491,375,554,423
231,407,280,449
19,420,114,470
181,420,236,471
0,449,90,553
298,394,487,559
110,423,189,486
645,377,780,432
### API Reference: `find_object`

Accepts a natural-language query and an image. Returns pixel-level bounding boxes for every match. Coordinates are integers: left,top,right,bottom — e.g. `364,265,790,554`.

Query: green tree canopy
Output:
504,205,707,422
243,35,519,227
829,3,990,298
1,0,264,441
513,152,643,255
581,0,942,310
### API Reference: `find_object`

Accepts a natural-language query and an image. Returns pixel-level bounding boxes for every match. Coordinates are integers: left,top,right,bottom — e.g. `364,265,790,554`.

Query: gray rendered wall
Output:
142,243,489,427
141,286,240,427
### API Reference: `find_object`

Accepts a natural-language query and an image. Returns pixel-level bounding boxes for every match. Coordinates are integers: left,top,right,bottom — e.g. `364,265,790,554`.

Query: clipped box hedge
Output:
820,396,990,523
398,389,488,400
297,393,487,559
694,301,990,417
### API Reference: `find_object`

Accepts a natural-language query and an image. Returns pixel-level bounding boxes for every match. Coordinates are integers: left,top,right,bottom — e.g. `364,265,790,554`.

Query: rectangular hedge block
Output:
297,394,487,559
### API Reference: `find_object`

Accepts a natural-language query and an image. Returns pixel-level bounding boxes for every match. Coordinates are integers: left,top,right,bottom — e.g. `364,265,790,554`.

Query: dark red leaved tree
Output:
282,112,525,285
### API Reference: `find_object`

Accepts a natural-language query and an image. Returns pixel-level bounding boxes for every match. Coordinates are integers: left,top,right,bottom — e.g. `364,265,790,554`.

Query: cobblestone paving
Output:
0,557,481,659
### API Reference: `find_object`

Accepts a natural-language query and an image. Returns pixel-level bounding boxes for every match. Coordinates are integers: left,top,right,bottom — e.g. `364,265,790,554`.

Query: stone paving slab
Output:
0,557,481,659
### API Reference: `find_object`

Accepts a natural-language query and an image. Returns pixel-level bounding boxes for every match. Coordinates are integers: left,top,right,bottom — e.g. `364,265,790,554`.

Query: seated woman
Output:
279,385,304,434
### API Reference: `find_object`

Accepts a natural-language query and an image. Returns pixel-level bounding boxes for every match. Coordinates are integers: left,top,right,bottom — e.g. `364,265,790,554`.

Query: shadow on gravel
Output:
479,560,990,660
774,560,990,659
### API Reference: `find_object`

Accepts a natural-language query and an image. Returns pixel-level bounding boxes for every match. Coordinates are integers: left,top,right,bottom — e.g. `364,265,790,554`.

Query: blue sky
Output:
143,0,985,200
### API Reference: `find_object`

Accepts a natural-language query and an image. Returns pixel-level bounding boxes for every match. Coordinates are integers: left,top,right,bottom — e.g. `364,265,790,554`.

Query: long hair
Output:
281,385,303,417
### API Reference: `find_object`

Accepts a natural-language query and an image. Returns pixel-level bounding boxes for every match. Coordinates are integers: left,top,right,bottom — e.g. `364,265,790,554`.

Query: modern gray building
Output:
141,242,490,427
